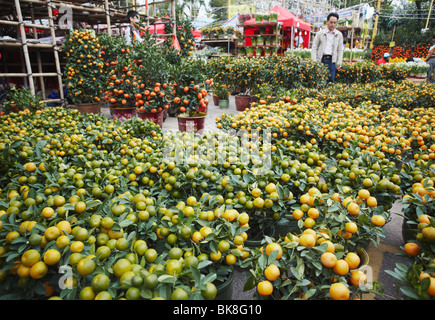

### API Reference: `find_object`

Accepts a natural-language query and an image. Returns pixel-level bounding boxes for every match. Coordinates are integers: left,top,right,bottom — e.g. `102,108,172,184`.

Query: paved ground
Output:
99,95,410,300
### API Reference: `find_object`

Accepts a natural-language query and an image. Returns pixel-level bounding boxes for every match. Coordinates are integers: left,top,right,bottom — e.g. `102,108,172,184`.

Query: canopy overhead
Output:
192,29,201,38
139,21,165,35
244,6,311,32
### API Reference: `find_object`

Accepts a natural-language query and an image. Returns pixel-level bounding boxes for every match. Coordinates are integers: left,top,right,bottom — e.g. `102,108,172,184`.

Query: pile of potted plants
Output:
0,87,45,115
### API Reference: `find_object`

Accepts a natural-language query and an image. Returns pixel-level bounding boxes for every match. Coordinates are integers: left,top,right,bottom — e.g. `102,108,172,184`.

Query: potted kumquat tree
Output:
103,48,138,120
63,29,105,114
169,58,212,132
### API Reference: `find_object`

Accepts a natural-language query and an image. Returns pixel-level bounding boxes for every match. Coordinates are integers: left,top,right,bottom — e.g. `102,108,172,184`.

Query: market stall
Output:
243,6,311,51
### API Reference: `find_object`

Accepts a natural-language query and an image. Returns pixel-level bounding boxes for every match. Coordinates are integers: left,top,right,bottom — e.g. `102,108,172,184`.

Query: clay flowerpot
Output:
213,95,219,106
136,109,164,127
177,112,207,133
76,102,101,114
235,94,252,111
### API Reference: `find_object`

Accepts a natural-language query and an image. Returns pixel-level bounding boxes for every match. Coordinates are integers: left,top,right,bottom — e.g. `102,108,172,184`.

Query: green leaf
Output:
190,266,201,285
158,274,176,283
243,274,256,291
399,286,420,300
140,288,153,299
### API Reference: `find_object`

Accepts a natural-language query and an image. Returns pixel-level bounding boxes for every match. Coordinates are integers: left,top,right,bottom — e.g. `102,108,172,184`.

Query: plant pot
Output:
218,99,229,109
214,269,234,300
235,94,252,111
76,102,101,114
109,106,136,120
198,104,208,113
402,217,415,243
213,95,219,106
136,109,164,127
274,215,299,238
244,225,275,249
177,112,207,133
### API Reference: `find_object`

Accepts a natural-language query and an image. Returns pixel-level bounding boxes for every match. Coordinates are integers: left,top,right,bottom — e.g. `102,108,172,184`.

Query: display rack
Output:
235,22,282,57
200,38,235,56
337,26,362,48
0,0,177,104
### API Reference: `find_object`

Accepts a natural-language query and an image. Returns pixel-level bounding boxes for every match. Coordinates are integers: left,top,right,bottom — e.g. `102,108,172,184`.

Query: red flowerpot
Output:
177,112,207,133
235,94,252,111
213,95,219,106
109,106,136,120
136,109,164,127
198,104,208,113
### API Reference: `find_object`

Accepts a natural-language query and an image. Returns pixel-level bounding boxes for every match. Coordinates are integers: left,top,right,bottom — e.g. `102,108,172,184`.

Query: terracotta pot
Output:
136,109,164,127
177,112,207,133
109,106,136,120
235,94,252,111
76,103,101,114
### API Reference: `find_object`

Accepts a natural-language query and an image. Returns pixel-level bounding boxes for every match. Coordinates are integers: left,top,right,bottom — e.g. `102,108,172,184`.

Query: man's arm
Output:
336,32,344,69
125,27,132,46
426,47,435,61
311,33,320,62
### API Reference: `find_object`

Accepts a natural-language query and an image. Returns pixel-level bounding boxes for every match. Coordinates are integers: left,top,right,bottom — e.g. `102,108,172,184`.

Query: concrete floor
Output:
99,95,409,300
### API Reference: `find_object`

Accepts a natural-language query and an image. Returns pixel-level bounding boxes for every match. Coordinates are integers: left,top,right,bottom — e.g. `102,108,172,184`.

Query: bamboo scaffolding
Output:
30,2,46,100
47,0,64,101
0,72,60,77
14,0,36,95
0,20,51,29
0,0,177,105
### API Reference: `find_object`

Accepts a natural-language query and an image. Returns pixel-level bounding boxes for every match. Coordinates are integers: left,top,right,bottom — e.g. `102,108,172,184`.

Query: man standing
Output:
426,33,435,83
125,10,144,46
311,12,344,83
